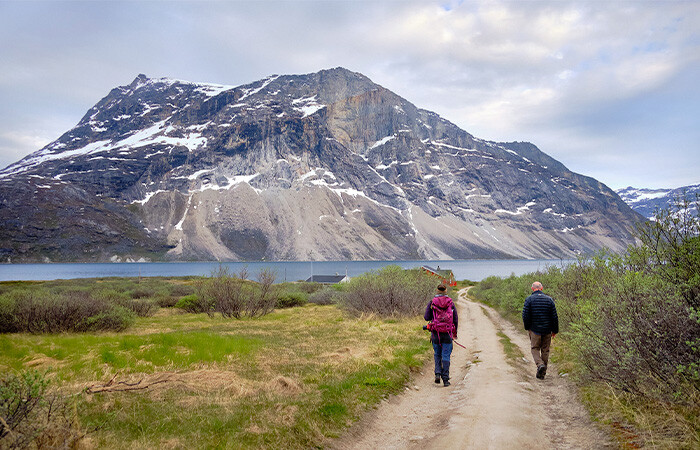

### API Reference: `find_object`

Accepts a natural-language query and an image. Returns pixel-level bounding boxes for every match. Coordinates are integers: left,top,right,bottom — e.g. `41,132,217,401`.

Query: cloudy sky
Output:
0,0,698,190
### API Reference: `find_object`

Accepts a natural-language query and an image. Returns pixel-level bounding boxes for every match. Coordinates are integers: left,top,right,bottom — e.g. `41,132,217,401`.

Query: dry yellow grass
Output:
2,303,429,449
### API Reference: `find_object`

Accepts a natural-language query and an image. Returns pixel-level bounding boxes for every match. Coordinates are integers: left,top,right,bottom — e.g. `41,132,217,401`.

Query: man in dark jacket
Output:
424,284,458,387
522,281,559,379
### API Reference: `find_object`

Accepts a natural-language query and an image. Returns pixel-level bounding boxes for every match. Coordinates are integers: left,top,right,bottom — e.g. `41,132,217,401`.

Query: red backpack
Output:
430,295,455,335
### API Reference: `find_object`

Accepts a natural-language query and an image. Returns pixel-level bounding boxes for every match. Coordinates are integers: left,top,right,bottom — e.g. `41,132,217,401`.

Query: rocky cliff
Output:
0,68,644,262
617,184,699,220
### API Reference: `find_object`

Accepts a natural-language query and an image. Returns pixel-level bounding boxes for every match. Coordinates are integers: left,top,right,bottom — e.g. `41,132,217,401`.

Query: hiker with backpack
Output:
424,284,458,387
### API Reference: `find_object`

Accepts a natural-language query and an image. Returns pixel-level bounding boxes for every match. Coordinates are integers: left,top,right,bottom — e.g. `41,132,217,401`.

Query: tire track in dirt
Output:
330,288,612,449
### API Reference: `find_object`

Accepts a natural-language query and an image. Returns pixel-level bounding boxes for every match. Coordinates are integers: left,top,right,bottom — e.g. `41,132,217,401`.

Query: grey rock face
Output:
0,67,644,262
616,185,699,220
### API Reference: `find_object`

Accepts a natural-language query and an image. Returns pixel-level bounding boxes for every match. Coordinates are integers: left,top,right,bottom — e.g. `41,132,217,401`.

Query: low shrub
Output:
341,265,435,317
309,288,343,305
276,292,308,308
149,284,192,308
0,370,85,449
79,306,134,332
155,295,179,308
0,290,135,333
295,282,323,294
121,299,158,317
128,287,155,299
175,294,210,314
0,294,17,333
95,289,157,317
469,274,533,322
93,289,130,303
167,283,196,298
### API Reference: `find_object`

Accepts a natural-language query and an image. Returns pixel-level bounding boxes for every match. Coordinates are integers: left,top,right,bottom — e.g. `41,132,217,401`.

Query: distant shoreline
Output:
0,259,575,283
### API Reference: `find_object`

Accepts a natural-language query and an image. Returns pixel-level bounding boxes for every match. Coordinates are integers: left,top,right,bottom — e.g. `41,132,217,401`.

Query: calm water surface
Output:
0,259,574,282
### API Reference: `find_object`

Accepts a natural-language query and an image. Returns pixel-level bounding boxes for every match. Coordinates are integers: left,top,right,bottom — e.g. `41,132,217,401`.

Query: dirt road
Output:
331,289,612,449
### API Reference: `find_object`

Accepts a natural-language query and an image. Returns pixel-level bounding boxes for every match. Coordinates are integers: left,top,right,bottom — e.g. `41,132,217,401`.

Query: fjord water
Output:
0,259,573,282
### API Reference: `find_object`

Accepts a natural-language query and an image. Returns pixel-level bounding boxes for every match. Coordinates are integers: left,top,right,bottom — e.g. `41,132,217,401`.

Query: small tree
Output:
195,266,276,318
248,268,277,317
196,266,248,318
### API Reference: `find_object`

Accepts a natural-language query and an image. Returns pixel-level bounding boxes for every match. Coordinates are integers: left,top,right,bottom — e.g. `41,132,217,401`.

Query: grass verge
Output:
496,331,524,362
1,304,429,449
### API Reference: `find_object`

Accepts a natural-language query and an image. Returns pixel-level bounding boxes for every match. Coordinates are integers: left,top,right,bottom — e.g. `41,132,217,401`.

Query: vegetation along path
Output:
331,288,612,449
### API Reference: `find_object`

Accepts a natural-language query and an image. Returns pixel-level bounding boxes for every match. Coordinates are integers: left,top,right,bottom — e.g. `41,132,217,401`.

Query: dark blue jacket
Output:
424,295,458,344
522,290,559,335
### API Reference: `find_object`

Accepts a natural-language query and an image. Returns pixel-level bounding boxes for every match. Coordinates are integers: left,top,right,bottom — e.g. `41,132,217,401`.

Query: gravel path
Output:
330,288,613,449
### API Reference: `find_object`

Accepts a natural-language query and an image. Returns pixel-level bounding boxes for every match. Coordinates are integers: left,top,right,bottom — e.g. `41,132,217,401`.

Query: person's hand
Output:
552,333,556,338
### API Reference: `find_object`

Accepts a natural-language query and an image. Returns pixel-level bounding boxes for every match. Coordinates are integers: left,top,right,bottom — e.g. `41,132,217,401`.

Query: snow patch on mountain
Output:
370,136,396,149
291,95,326,117
616,184,699,220
239,75,279,101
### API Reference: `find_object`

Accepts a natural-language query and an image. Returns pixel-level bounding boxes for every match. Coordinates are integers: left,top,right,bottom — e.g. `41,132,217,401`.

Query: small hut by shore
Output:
420,266,457,287
305,274,349,284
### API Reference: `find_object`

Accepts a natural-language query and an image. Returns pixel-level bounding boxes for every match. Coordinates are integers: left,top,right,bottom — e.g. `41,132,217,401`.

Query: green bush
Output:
94,289,157,317
341,266,435,317
166,283,196,298
175,294,210,314
295,282,323,294
121,299,158,317
276,292,308,308
79,305,134,332
0,294,17,333
469,274,532,322
0,290,135,333
93,288,130,303
128,287,156,299
471,197,700,409
155,295,179,308
149,284,193,308
0,370,84,449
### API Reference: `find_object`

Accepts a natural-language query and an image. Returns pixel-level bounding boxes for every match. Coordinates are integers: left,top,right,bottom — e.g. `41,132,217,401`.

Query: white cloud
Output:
0,0,698,188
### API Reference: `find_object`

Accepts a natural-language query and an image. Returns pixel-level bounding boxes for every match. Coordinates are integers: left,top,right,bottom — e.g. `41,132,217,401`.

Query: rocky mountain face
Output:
617,184,699,220
0,68,644,262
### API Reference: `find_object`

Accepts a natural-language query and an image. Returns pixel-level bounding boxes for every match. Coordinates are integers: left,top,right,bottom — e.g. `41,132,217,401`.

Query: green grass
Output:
1,302,429,449
453,280,475,289
496,331,524,361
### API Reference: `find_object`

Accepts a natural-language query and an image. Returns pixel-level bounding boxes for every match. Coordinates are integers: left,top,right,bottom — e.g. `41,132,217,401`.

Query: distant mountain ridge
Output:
0,67,643,262
616,184,700,220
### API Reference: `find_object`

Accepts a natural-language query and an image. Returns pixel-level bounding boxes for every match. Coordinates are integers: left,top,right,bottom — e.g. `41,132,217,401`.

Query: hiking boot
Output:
443,379,451,387
435,374,441,384
536,364,546,379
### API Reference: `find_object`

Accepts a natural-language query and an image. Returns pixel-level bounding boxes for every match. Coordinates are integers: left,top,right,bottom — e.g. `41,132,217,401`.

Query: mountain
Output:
0,68,644,262
616,184,700,220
